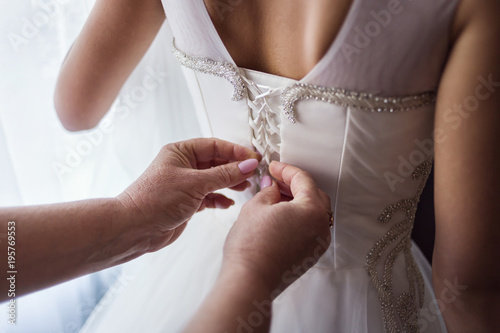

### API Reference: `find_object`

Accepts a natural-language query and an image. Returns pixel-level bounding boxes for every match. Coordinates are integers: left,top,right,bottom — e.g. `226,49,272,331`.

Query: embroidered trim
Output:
172,41,436,123
281,83,436,123
172,39,246,101
366,160,432,333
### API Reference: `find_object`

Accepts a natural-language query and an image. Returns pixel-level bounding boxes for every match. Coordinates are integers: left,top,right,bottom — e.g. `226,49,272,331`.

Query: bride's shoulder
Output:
451,0,500,42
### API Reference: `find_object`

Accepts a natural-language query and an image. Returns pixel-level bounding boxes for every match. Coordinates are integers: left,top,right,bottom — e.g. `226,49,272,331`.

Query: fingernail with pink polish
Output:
238,159,259,174
261,175,272,189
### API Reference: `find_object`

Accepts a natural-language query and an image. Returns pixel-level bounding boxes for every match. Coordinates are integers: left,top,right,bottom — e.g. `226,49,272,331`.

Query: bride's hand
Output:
222,161,332,296
116,138,260,252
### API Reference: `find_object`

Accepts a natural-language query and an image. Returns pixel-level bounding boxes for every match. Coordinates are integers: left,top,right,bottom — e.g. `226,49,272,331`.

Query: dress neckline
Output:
199,0,359,83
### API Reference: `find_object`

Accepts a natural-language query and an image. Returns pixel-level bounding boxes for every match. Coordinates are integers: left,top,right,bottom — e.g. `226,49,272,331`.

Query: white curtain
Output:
0,1,200,331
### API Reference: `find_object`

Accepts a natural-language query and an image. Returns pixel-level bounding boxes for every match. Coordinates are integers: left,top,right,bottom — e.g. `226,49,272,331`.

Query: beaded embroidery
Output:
173,40,437,330
172,39,246,101
366,160,433,333
172,41,437,123
281,83,436,123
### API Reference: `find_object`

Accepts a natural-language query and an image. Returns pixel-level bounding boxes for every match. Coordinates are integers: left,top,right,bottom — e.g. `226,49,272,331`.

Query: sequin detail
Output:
172,43,437,123
281,83,436,123
172,39,245,101
366,160,432,333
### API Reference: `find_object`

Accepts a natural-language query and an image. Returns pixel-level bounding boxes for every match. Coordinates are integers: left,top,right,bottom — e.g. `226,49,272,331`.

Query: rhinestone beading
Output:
281,83,436,123
366,160,432,333
172,39,246,101
172,42,437,123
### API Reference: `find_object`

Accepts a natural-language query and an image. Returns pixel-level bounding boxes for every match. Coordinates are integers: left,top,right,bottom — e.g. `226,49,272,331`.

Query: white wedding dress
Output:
80,0,461,332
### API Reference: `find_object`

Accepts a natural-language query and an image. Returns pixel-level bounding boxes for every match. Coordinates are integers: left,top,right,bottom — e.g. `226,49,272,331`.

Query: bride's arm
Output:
54,0,165,131
433,0,500,331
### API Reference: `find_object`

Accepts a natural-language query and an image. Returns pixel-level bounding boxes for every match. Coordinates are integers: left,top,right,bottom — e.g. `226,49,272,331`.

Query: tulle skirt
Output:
80,189,447,333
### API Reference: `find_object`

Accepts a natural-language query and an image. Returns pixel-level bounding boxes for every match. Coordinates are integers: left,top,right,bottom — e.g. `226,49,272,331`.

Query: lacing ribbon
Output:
241,76,283,181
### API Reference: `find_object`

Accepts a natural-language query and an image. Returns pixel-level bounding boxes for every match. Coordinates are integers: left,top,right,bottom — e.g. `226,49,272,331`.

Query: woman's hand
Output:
184,162,332,333
117,137,261,252
223,161,332,295
0,137,259,299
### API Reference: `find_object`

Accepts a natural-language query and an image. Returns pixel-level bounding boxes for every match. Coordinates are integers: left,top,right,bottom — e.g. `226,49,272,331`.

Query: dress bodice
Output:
160,1,461,331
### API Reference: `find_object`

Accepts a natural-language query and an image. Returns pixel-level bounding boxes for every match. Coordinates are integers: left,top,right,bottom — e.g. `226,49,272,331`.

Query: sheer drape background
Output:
0,1,200,331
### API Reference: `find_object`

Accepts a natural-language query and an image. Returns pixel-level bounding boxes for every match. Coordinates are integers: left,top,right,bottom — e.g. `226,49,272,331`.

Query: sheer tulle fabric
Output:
0,2,200,330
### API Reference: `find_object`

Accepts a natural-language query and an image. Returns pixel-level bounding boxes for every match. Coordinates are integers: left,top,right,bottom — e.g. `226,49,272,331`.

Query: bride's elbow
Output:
54,106,99,132
53,84,102,132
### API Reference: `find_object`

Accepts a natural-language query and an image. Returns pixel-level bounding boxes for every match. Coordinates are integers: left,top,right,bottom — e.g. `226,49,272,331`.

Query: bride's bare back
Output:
204,0,353,79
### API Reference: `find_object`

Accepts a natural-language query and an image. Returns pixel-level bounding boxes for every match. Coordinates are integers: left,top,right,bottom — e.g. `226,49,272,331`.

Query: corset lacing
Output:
242,76,283,182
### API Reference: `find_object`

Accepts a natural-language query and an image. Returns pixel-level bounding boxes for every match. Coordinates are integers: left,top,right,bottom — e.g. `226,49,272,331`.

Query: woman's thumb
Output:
250,176,281,205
